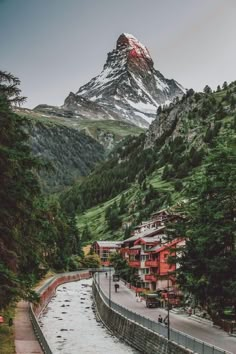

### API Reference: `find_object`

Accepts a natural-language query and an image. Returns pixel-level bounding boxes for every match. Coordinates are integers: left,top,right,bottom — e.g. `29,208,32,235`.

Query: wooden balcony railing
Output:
145,259,159,267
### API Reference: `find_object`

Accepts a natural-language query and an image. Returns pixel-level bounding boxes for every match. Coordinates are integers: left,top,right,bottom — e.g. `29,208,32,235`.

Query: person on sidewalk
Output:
164,315,169,326
158,314,163,323
188,307,192,316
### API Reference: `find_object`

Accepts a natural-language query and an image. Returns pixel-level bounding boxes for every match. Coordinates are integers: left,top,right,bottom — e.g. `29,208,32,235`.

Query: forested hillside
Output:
0,72,83,309
61,81,236,241
64,80,236,317
15,108,143,192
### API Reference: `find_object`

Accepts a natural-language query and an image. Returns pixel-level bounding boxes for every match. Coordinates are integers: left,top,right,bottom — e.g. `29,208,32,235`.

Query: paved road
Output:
98,274,236,354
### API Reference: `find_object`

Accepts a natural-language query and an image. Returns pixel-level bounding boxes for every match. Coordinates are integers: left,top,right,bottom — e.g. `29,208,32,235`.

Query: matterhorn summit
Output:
36,33,185,128
63,33,185,127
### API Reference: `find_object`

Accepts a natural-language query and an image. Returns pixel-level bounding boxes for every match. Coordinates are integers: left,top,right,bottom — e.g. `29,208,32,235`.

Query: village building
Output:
93,208,185,298
92,241,121,266
120,209,185,294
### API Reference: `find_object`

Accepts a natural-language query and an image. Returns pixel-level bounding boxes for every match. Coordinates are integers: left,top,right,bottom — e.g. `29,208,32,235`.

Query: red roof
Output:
153,238,185,254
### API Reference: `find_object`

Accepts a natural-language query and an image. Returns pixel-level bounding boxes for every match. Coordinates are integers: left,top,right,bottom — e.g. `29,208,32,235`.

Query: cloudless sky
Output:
1,0,236,108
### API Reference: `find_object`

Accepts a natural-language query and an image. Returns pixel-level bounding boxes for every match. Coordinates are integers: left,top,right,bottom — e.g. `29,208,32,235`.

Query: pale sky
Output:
1,0,236,108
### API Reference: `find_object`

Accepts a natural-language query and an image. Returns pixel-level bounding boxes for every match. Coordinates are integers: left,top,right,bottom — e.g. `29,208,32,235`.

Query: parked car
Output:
145,294,161,308
112,274,120,282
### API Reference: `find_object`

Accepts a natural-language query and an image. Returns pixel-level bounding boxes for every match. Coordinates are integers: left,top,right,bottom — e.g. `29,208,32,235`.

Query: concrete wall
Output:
93,284,193,354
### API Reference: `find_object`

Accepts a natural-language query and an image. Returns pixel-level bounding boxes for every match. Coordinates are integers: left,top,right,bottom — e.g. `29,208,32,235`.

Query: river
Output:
39,278,139,353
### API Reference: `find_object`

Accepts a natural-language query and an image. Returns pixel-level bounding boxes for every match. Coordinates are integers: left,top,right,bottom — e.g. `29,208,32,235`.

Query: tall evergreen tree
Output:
0,70,26,106
0,93,42,306
176,137,236,316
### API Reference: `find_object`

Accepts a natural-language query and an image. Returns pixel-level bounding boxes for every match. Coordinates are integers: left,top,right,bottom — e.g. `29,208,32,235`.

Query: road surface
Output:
98,274,236,354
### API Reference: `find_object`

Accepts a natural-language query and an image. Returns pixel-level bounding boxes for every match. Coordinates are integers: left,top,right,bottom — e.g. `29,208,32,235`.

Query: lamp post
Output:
98,269,100,291
167,271,170,341
109,266,111,307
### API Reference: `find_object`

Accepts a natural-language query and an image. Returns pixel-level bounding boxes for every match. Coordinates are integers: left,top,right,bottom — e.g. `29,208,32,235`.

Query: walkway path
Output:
99,274,236,354
14,301,43,354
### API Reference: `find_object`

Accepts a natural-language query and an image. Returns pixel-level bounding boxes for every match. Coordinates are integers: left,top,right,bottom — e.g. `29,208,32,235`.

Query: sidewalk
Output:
14,301,43,354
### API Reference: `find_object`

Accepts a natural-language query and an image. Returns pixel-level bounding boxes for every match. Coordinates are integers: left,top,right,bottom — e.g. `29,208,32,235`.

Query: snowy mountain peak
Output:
63,33,185,128
117,33,153,64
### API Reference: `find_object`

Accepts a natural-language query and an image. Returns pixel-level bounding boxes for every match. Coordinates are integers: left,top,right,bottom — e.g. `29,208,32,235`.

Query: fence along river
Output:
39,278,139,353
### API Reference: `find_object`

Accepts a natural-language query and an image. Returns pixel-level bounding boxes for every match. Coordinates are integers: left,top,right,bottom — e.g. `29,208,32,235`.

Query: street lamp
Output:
167,271,170,340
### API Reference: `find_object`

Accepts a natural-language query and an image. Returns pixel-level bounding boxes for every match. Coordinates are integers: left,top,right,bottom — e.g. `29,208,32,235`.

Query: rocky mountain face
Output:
35,33,185,128
145,97,195,149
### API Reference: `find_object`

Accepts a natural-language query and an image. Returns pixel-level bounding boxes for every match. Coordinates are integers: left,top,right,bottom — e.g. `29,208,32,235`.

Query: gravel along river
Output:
39,278,139,353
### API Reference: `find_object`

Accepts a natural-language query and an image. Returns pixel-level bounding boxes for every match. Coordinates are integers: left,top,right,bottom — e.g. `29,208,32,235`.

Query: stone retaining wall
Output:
93,283,192,354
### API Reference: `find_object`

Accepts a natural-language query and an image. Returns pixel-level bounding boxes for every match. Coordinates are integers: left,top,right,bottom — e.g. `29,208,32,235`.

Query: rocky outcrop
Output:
145,94,203,149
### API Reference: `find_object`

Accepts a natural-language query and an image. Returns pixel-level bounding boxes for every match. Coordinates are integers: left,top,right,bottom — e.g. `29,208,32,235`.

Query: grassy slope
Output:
77,167,178,241
16,108,144,141
78,120,144,140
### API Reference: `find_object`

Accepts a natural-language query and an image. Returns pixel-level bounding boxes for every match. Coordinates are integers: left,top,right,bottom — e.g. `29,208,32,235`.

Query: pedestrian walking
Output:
105,272,108,278
158,314,163,323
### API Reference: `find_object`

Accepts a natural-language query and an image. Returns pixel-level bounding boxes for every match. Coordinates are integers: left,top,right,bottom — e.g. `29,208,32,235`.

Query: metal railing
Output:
29,304,53,354
93,274,232,354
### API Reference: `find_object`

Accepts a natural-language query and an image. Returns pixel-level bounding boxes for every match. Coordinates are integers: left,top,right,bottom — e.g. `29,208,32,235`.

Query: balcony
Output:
129,260,141,268
145,259,159,267
145,274,157,282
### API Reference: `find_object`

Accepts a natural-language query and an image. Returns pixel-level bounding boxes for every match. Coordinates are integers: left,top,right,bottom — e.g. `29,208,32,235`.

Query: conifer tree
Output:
176,137,236,315
0,93,42,305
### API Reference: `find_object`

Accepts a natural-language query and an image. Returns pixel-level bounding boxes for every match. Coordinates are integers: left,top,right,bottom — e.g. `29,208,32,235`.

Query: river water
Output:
39,278,139,353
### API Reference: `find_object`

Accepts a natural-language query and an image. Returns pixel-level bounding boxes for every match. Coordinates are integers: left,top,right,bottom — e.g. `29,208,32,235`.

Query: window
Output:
141,268,149,274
